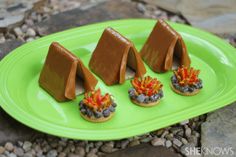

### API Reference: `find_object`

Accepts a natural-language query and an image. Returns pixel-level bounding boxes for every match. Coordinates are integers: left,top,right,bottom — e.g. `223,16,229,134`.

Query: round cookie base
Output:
170,83,200,96
131,99,160,107
80,112,114,123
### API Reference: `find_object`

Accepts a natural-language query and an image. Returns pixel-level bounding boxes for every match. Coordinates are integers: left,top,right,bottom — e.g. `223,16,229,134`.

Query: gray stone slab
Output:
0,39,23,60
104,143,179,157
144,0,236,34
201,102,236,157
0,0,45,32
36,0,145,35
0,108,43,145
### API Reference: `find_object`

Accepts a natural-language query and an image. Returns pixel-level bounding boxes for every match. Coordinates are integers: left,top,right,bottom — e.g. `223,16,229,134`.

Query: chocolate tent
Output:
89,27,146,86
39,42,98,102
140,19,191,73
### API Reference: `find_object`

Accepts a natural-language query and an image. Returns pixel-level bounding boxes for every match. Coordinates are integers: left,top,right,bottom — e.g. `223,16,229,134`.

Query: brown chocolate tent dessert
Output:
89,27,146,86
39,42,98,102
140,19,191,73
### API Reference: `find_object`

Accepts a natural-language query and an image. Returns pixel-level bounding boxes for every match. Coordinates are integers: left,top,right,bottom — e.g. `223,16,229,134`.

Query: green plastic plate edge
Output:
0,19,236,140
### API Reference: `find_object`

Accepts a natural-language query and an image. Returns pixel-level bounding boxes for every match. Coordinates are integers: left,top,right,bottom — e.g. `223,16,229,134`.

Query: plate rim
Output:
0,19,236,140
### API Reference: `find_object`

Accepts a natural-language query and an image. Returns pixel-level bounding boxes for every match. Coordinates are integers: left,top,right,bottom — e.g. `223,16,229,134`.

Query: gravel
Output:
0,0,230,157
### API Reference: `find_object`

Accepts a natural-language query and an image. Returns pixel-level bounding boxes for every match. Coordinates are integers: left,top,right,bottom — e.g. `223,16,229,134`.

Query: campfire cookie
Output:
171,66,203,96
79,89,117,122
128,76,163,107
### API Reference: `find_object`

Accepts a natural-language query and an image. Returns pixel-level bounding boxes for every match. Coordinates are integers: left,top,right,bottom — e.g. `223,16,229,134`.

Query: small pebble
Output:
13,27,23,37
68,153,80,157
26,37,34,42
100,144,113,153
0,146,5,154
75,146,85,157
165,140,172,148
173,138,182,147
185,127,192,138
8,153,16,157
46,149,57,157
137,3,146,13
128,140,140,147
181,138,188,145
151,138,165,146
58,152,66,157
23,141,32,152
4,142,14,152
0,34,6,43
136,94,145,103
86,152,98,157
121,140,129,149
13,148,24,156
26,28,36,37
180,120,189,125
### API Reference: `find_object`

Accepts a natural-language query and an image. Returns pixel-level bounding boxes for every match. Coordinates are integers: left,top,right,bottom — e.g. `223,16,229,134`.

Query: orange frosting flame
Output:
131,76,163,96
83,89,112,111
174,66,200,86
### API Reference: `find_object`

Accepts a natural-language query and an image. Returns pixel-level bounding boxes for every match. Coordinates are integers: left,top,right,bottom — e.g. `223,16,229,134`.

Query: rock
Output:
185,127,191,138
58,152,66,157
121,140,129,149
0,34,5,44
140,136,152,143
68,153,80,157
26,28,36,37
128,140,140,147
170,127,183,134
181,138,188,145
180,120,189,125
21,24,28,33
94,142,103,148
165,140,172,148
46,149,57,157
137,3,146,13
0,146,5,154
173,138,182,147
13,148,24,156
75,146,85,157
161,130,169,138
86,152,98,157
23,141,32,152
100,144,114,153
201,103,236,156
13,27,23,37
4,142,14,152
8,153,16,157
188,136,198,147
26,37,35,42
151,138,165,146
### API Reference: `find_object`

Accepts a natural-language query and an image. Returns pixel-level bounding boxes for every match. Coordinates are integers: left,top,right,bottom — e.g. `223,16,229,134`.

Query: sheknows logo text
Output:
185,147,235,156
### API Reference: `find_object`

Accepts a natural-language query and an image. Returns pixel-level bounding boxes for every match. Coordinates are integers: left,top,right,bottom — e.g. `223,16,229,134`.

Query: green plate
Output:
0,19,236,140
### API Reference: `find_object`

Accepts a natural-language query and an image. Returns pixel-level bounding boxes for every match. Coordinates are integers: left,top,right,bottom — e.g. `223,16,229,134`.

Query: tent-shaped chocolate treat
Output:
39,42,98,102
140,19,191,73
89,27,146,86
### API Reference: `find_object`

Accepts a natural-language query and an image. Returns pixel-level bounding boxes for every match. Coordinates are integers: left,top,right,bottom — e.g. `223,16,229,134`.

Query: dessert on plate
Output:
79,89,117,122
170,66,203,96
39,42,98,102
140,19,191,73
128,76,163,107
89,27,146,86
